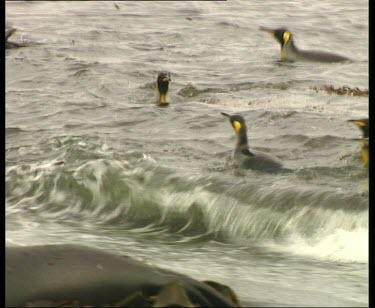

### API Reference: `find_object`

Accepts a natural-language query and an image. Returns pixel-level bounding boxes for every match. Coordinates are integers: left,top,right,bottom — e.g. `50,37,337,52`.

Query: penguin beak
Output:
221,112,231,119
259,26,275,35
350,138,369,143
348,119,366,127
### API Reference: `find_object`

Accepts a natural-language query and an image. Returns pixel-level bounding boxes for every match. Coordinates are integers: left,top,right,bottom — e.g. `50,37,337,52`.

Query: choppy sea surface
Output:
6,1,368,306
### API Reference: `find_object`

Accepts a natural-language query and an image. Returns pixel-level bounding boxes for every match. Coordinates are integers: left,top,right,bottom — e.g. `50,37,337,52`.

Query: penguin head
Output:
274,28,292,46
157,72,171,106
221,113,247,135
260,27,292,47
348,118,369,139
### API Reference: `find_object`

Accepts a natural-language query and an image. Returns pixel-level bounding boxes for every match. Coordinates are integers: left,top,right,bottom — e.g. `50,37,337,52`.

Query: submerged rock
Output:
311,85,368,97
5,27,26,49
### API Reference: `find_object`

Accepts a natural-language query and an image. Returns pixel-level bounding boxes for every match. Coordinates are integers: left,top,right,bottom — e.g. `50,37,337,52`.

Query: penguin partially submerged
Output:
348,118,369,167
260,27,350,63
157,72,171,107
222,113,291,173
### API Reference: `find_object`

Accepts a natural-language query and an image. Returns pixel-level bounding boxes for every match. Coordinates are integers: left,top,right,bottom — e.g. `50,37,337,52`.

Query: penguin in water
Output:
348,118,369,167
259,27,350,63
157,72,171,107
221,113,291,173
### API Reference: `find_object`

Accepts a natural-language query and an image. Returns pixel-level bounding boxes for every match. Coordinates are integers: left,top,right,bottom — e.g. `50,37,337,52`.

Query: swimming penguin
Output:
348,118,369,167
157,72,171,106
221,113,290,173
259,27,350,63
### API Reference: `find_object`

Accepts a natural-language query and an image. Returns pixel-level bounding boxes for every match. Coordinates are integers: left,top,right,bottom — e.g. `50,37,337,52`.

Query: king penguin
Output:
260,27,350,63
348,118,369,167
157,72,171,107
222,113,291,173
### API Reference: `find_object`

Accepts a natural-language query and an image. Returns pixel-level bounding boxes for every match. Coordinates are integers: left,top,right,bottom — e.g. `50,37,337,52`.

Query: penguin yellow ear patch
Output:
283,31,290,45
233,121,242,134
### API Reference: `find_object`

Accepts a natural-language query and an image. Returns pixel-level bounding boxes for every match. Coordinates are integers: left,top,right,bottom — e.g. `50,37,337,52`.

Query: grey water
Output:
5,1,368,306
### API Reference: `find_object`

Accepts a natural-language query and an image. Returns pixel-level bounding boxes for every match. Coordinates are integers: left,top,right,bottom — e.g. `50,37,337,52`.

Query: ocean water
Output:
6,1,368,306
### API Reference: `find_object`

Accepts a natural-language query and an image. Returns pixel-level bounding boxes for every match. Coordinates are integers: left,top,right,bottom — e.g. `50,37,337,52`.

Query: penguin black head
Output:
260,27,292,47
221,113,247,135
157,72,171,106
348,118,369,139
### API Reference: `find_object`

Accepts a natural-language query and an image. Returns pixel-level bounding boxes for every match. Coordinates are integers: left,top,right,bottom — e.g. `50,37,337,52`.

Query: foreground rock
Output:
6,244,240,307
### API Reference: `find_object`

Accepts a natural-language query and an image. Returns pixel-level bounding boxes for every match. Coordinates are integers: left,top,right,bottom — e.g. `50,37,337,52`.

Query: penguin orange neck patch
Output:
362,148,368,167
159,94,166,104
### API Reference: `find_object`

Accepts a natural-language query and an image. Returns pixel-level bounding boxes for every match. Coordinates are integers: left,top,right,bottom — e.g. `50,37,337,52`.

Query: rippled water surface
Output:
6,1,368,306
